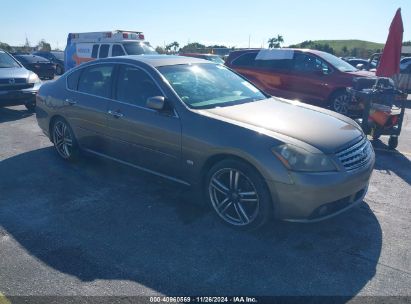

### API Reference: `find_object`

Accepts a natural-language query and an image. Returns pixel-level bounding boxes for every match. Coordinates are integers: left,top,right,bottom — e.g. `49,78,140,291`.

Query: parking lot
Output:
0,101,410,299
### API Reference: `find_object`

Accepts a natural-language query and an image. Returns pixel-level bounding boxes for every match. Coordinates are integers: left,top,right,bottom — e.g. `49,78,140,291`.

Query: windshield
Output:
205,55,225,64
123,42,157,55
0,51,21,68
51,52,64,60
319,52,358,72
158,63,266,109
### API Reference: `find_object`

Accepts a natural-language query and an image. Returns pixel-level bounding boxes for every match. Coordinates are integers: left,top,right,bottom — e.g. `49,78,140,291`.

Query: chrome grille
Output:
0,78,32,91
336,137,372,171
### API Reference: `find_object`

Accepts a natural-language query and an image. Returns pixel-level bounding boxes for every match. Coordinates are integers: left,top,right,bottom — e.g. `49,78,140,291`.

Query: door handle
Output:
108,110,124,118
65,98,77,105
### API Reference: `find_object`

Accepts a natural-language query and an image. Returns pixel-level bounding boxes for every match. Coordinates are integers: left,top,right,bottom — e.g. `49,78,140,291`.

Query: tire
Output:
205,159,272,230
330,91,350,115
25,103,36,112
51,118,79,161
56,65,63,75
388,136,398,150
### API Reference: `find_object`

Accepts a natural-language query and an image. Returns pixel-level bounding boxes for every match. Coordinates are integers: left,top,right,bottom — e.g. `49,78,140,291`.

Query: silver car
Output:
0,50,41,111
36,55,375,229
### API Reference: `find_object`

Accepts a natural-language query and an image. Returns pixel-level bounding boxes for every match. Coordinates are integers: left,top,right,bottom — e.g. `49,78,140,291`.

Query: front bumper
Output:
0,84,40,107
268,152,375,222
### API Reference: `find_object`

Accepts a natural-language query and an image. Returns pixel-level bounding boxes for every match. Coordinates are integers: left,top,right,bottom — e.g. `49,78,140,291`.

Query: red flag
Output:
376,8,404,77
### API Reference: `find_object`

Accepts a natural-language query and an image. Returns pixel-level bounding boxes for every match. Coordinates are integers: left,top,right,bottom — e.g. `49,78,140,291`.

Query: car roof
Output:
101,55,212,67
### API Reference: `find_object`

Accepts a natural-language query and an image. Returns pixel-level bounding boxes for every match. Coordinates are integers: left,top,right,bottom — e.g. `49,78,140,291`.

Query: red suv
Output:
226,49,374,114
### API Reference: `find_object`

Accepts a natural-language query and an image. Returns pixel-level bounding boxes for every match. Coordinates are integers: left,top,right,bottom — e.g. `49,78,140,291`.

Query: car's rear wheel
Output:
206,159,272,230
331,91,350,115
56,65,63,75
52,118,79,161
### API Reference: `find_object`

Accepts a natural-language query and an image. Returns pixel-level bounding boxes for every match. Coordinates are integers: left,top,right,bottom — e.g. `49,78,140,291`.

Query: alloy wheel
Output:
333,94,350,115
53,121,73,159
209,168,259,226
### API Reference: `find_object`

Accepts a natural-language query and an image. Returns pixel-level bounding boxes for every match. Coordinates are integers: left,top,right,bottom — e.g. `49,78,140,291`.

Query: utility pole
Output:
248,34,251,48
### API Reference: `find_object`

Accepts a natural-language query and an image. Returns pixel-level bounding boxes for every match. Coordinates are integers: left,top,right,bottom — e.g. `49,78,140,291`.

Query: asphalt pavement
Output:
0,102,410,301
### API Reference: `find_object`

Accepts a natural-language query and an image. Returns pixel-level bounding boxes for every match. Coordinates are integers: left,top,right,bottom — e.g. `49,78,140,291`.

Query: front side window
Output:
0,51,21,68
158,63,266,109
112,45,125,57
293,53,331,74
67,69,82,90
115,65,162,107
99,44,109,58
78,64,114,98
231,52,257,67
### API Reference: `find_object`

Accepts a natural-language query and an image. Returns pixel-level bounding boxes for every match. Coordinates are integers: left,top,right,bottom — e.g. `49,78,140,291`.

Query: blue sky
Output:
1,0,409,49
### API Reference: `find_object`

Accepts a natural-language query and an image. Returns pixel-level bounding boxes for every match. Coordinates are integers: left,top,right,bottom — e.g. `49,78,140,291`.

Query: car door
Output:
64,63,115,152
287,52,332,105
105,64,182,177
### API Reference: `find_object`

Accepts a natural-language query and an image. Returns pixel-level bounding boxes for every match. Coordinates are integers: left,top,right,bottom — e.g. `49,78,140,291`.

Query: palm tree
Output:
268,37,278,49
276,35,284,46
267,35,284,48
172,41,179,53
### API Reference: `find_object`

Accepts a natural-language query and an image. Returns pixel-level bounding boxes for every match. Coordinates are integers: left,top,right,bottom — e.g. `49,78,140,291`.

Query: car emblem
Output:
8,78,15,85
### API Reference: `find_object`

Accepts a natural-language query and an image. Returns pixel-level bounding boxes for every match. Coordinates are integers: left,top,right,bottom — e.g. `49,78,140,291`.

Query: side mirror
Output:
315,69,328,76
146,96,165,111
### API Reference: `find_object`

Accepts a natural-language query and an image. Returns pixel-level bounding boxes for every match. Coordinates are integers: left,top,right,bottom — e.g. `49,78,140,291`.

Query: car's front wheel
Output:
55,65,64,75
331,91,350,115
206,159,272,230
52,118,79,161
25,103,36,112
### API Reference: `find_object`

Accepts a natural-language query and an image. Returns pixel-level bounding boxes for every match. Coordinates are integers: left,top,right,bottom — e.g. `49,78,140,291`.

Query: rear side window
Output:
67,69,82,90
99,44,109,58
112,45,125,57
254,59,292,70
77,64,114,98
231,52,257,67
91,45,99,58
115,65,162,107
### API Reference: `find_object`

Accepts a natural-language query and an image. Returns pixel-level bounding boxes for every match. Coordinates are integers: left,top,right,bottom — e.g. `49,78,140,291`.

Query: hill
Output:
288,39,384,58
312,39,384,52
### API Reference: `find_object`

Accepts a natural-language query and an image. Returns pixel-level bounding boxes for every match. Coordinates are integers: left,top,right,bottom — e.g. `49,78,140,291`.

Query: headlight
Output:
272,144,337,172
28,73,41,84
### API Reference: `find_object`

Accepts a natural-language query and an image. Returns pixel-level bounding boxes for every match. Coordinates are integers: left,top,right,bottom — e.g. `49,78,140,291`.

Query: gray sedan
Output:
0,50,41,111
36,55,375,229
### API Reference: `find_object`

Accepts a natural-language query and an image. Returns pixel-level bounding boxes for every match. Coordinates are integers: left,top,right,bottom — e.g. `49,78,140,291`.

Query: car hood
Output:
201,98,363,153
0,67,31,79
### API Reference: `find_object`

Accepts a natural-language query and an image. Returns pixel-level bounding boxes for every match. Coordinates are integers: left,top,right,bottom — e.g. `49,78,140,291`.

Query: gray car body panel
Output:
36,55,375,220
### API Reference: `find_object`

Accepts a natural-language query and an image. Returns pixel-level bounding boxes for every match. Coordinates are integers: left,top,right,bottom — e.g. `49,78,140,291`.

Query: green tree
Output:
180,42,206,53
0,42,12,52
37,39,51,52
155,46,166,54
342,46,348,56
